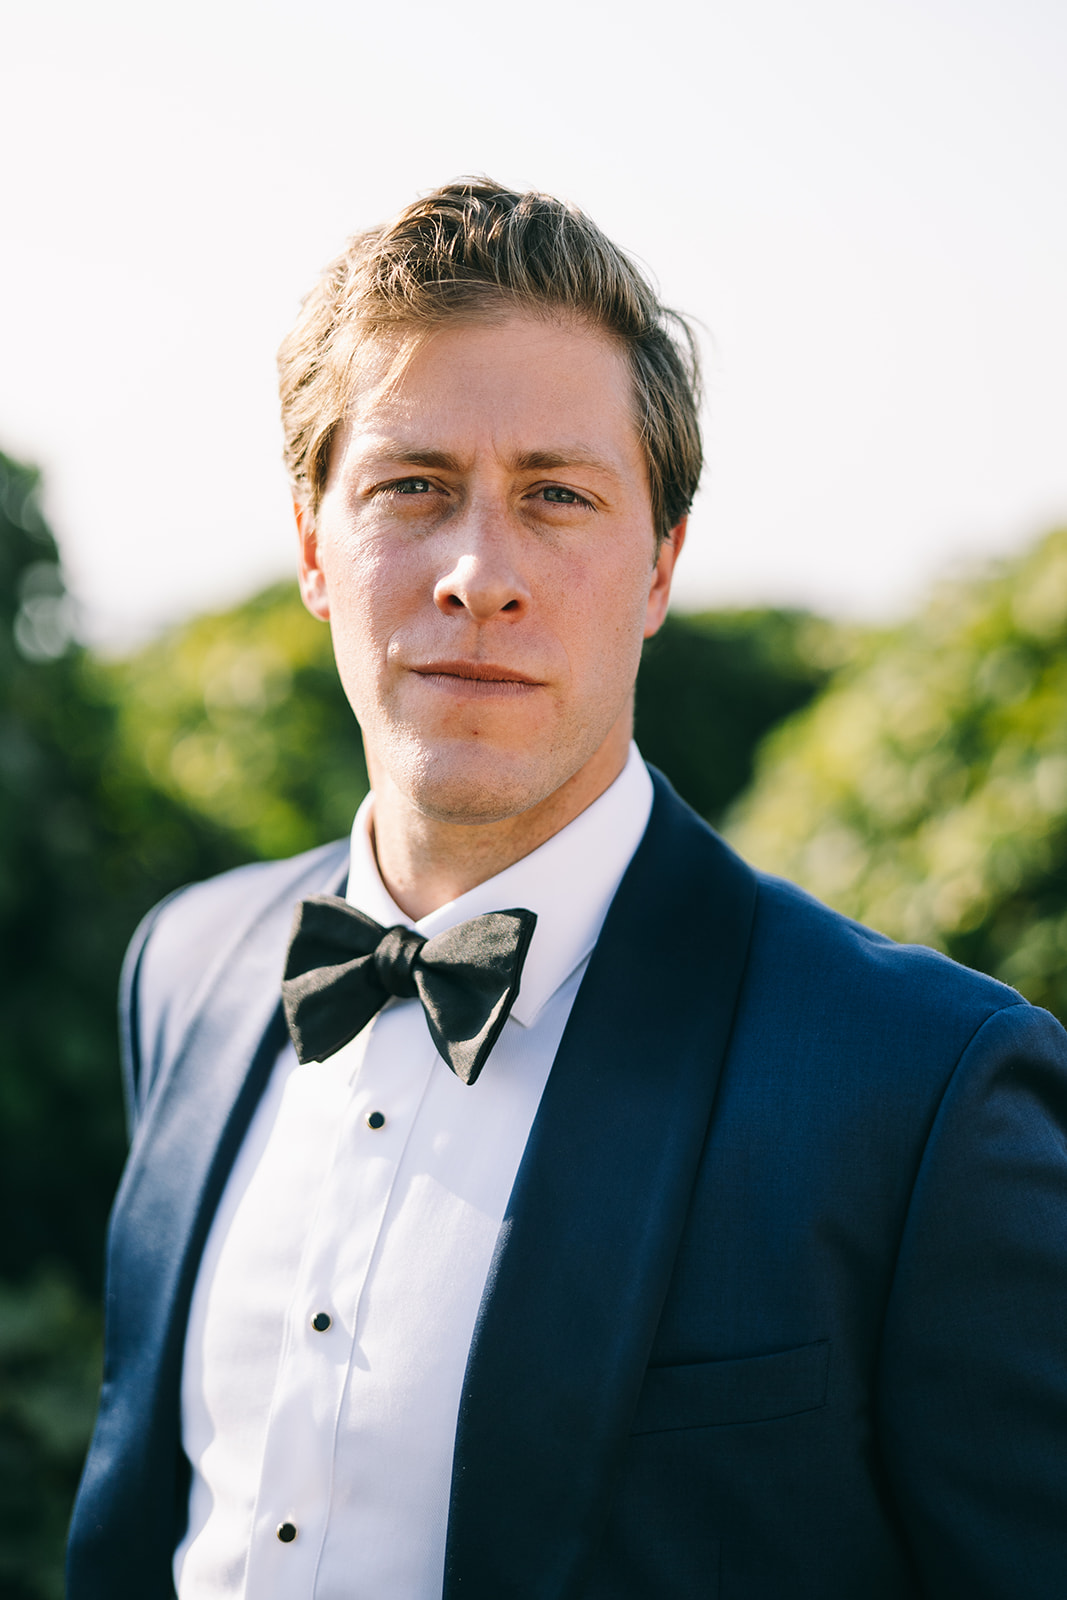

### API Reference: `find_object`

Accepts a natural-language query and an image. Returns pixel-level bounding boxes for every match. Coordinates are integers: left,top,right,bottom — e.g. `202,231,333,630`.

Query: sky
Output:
3,0,1066,648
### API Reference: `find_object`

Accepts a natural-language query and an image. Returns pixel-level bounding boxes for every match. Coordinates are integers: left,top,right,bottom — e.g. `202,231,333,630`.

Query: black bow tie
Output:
281,894,537,1085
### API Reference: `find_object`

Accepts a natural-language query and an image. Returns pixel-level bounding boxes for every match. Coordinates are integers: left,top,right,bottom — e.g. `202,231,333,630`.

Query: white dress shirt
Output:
174,745,653,1599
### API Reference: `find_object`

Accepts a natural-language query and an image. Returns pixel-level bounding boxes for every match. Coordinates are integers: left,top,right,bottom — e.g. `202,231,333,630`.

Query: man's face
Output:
297,311,684,826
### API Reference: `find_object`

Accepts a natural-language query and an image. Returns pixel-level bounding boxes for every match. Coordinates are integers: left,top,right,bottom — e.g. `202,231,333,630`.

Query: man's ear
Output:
295,500,330,622
643,516,687,640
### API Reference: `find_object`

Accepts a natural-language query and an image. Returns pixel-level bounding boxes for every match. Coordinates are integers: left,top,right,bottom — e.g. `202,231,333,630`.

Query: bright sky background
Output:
4,0,1066,648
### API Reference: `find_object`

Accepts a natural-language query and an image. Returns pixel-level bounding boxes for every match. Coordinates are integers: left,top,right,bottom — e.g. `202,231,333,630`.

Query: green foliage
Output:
0,450,248,1597
0,1273,101,1600
106,583,368,860
0,452,245,1291
727,527,1067,1020
636,609,848,822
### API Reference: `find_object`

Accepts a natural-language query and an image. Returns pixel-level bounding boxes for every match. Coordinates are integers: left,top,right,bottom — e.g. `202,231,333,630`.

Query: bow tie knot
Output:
373,926,424,999
282,894,537,1085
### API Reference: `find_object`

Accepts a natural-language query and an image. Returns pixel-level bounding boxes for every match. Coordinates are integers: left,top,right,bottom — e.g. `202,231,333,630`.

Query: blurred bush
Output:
0,1275,102,1599
728,527,1067,1017
0,451,246,1598
105,583,368,861
636,608,850,822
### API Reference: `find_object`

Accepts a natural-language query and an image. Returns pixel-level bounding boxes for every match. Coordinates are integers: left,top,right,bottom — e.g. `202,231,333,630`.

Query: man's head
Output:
281,180,702,842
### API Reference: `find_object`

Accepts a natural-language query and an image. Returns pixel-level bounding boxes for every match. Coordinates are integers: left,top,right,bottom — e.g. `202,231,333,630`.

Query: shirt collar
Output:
345,744,653,1028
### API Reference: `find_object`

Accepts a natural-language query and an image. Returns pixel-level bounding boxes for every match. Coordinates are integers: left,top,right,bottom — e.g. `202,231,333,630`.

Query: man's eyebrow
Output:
361,442,621,476
363,445,463,472
511,448,620,476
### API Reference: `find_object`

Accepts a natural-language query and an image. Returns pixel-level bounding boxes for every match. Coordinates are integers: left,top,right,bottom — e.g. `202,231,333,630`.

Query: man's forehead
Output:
347,313,633,410
334,315,643,478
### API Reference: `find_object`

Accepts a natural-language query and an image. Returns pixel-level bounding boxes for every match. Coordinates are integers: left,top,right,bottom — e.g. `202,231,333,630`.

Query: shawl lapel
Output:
444,775,758,1598
73,841,348,1595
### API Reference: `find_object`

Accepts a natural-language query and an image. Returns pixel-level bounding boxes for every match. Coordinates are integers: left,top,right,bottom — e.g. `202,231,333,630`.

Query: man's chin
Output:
401,747,567,828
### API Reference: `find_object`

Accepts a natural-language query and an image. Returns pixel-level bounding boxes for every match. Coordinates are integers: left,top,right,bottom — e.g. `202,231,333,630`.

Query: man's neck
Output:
368,735,631,921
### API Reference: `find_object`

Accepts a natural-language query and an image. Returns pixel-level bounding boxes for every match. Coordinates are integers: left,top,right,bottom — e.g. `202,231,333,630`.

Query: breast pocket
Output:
631,1339,830,1433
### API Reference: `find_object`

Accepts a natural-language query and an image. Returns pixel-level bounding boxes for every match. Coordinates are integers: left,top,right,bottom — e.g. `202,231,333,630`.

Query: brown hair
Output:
278,178,702,544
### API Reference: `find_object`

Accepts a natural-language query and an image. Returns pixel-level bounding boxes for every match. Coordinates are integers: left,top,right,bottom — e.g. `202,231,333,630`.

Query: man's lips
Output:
408,660,544,696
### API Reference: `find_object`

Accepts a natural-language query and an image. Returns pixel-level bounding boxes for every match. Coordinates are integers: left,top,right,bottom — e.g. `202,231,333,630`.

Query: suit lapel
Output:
444,775,758,1599
86,842,349,1575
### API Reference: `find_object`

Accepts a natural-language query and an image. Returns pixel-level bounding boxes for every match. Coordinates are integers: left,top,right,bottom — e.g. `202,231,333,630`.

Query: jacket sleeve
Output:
877,1000,1067,1597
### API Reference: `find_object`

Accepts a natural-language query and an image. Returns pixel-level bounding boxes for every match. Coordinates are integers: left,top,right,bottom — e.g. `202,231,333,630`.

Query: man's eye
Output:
391,477,432,495
540,485,585,505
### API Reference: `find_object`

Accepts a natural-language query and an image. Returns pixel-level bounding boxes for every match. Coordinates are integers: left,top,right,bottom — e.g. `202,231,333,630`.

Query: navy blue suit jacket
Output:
68,772,1067,1597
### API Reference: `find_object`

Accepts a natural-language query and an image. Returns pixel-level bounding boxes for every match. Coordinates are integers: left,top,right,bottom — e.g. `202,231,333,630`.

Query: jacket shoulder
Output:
119,839,349,1131
752,865,1021,1011
736,863,1040,1100
649,765,1026,1038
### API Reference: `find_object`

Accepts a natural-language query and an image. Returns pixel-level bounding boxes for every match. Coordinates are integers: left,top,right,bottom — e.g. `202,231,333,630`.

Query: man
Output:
69,180,1067,1598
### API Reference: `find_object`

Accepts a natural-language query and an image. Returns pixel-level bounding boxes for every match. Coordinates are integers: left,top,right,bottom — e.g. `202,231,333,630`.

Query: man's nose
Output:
432,517,530,622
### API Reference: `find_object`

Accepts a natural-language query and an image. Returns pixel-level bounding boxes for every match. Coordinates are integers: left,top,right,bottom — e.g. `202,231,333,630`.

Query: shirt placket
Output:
242,1003,437,1595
